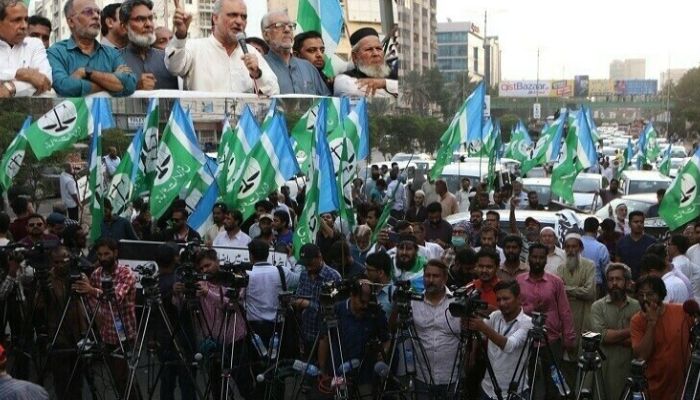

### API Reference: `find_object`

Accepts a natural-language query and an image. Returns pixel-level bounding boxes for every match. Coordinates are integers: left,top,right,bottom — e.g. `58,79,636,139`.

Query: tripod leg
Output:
125,304,153,400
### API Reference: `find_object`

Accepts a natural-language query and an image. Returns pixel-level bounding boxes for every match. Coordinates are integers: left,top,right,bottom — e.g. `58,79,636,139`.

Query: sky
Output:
246,1,267,39
436,0,700,81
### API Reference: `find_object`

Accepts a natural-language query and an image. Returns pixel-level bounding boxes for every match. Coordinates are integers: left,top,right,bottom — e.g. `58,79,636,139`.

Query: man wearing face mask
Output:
72,238,137,396
590,263,640,400
554,233,596,381
391,234,426,292
631,276,692,400
441,222,470,269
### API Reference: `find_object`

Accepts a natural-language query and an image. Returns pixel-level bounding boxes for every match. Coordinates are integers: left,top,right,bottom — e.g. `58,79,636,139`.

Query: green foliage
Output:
499,113,520,142
367,113,448,160
671,67,700,137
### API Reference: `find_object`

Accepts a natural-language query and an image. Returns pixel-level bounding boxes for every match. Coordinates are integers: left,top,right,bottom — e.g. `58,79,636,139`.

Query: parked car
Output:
592,193,668,237
619,170,672,195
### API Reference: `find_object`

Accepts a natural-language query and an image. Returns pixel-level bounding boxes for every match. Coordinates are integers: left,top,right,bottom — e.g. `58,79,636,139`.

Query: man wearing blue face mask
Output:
441,221,471,268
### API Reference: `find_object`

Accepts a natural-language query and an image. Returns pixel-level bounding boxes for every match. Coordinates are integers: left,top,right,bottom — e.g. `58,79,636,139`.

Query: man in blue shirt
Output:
119,0,178,90
615,211,657,280
47,0,136,96
293,244,341,355
261,10,329,95
581,217,611,298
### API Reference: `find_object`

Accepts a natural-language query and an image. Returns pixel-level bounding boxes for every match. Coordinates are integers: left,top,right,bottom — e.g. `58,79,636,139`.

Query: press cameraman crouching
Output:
468,280,533,400
71,237,137,397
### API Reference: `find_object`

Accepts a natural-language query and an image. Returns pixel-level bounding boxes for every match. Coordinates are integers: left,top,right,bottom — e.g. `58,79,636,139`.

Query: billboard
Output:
574,75,589,97
498,80,550,97
550,80,573,97
617,79,658,95
589,79,615,96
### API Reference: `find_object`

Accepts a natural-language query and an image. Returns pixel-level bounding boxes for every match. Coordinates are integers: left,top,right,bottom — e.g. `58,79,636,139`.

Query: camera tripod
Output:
65,276,134,400
507,316,570,400
574,344,606,400
376,297,436,400
681,322,700,400
449,328,504,400
618,360,648,400
290,298,358,400
124,278,203,400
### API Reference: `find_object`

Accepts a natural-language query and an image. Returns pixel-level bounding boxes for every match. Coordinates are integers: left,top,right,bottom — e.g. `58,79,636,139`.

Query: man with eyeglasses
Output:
158,208,201,243
47,0,136,96
18,213,59,247
166,0,279,94
27,15,51,48
0,0,52,97
261,10,329,95
333,27,397,98
119,0,178,89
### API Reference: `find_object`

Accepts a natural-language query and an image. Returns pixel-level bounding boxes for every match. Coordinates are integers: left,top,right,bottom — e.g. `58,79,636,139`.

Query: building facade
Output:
609,58,646,80
437,21,484,83
396,0,437,75
660,68,688,87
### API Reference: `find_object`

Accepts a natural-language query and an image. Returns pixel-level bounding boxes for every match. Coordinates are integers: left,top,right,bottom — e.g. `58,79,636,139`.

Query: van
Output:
619,170,672,195
440,161,511,193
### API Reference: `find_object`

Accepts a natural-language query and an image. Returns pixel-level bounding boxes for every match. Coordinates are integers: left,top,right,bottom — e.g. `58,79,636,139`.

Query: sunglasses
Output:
74,7,101,17
28,223,44,227
266,22,297,30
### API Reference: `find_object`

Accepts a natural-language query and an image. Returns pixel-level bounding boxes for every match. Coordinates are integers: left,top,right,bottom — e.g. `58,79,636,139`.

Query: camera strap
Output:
275,265,287,292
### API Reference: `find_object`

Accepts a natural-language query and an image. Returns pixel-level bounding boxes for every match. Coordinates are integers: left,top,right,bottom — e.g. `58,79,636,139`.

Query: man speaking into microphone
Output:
631,276,693,400
165,0,279,94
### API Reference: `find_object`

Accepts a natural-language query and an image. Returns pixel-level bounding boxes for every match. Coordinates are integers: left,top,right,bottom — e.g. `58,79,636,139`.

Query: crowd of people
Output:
0,156,699,400
0,0,398,97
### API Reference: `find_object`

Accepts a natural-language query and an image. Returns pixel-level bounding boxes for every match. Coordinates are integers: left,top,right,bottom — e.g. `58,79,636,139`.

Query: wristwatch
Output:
84,67,93,80
1,81,16,97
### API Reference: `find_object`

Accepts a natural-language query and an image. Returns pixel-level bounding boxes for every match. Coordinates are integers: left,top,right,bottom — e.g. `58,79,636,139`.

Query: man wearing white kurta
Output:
165,0,279,95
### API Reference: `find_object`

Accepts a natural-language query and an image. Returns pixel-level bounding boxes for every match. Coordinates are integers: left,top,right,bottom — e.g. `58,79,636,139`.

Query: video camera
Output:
630,359,646,378
581,331,602,353
135,262,159,298
448,284,488,319
68,253,94,286
531,311,546,328
320,279,354,306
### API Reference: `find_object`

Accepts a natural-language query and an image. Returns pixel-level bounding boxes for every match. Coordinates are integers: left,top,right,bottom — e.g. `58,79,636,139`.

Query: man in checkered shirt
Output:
72,237,137,397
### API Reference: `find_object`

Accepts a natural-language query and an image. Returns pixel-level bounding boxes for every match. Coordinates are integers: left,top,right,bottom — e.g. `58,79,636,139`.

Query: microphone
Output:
338,358,360,373
374,361,404,389
683,299,700,318
236,32,248,54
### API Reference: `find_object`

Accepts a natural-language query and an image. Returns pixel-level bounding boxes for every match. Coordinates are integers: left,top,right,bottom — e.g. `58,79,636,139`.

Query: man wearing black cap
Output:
294,244,341,355
333,27,398,98
391,234,426,292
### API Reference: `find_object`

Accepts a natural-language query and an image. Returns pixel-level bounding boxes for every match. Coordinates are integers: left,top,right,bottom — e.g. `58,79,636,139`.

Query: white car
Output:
619,170,672,195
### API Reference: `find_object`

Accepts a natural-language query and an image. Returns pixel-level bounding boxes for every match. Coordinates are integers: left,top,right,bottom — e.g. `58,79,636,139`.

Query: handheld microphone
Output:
374,361,404,389
235,32,248,54
683,299,700,318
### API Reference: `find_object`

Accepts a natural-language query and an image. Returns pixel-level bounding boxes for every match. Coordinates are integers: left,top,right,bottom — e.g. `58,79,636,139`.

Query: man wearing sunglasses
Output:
0,0,52,97
119,0,178,90
261,10,329,95
18,213,59,247
166,0,279,94
47,0,136,96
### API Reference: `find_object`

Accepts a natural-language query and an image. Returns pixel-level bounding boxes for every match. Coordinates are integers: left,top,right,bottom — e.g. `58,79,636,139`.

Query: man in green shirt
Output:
590,263,640,400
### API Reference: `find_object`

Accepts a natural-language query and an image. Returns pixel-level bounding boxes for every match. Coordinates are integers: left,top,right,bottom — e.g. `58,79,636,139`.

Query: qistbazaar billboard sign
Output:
498,81,551,97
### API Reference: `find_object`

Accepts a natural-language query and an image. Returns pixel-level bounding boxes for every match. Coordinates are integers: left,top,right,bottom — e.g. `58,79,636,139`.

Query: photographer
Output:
365,251,394,318
71,237,137,396
36,245,87,400
467,280,533,400
174,248,252,399
317,278,390,396
411,259,461,397
154,243,197,400
294,244,342,356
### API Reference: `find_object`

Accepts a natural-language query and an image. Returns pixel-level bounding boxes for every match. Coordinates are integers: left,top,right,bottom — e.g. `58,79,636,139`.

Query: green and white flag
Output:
88,123,103,243
133,99,159,198
26,98,92,160
219,105,261,207
230,115,299,220
659,148,700,230
645,124,661,162
291,98,342,174
550,126,582,204
294,138,321,259
107,129,142,217
521,112,565,175
150,101,206,219
0,117,31,191
504,120,532,163
658,144,672,177
487,120,501,192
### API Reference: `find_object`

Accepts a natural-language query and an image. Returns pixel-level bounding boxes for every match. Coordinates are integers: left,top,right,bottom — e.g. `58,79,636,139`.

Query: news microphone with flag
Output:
338,359,360,373
683,299,700,318
236,32,248,54
374,361,405,389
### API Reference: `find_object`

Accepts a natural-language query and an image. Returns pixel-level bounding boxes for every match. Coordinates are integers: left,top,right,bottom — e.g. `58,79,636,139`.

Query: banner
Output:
574,75,589,97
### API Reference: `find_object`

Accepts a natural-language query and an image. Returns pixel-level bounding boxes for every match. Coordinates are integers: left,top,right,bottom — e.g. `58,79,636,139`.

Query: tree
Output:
499,113,520,142
671,67,700,139
439,72,479,118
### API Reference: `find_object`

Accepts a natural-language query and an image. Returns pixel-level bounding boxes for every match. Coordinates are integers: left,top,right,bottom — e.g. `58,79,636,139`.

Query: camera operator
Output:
365,251,394,318
410,259,461,398
71,237,137,396
391,234,426,292
245,239,294,348
467,280,533,400
35,245,88,399
590,263,640,400
317,278,390,396
294,244,342,356
153,243,197,400
631,275,692,400
173,248,252,399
